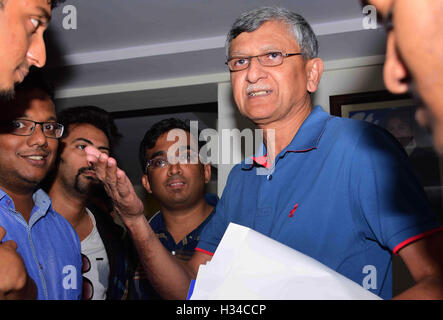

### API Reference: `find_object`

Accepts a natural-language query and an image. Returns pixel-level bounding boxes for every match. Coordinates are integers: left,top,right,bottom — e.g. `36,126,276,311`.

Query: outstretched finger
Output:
85,146,100,165
93,152,110,182
116,168,133,197
103,156,118,191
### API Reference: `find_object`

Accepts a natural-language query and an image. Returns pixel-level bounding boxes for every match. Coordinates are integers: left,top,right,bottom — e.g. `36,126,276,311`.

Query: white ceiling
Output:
45,0,387,112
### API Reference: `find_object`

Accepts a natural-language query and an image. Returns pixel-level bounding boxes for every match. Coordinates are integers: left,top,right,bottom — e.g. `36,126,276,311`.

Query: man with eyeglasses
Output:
139,118,217,264
0,0,65,100
0,70,81,299
86,7,443,300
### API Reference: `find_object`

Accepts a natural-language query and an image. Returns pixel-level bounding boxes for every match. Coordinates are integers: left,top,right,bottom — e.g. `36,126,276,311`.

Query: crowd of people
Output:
1,0,443,300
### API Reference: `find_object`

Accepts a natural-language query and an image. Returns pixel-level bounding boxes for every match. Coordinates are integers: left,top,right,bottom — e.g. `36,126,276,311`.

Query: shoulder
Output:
326,116,402,153
325,115,375,138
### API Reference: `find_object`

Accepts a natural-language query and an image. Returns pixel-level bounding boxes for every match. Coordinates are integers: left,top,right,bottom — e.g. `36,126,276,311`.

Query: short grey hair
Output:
226,7,318,60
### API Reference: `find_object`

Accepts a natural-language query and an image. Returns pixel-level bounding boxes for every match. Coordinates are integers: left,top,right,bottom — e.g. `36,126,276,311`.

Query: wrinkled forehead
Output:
229,20,299,56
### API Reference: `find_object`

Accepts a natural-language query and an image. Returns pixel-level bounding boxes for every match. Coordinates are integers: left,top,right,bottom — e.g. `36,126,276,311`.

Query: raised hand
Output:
84,146,145,223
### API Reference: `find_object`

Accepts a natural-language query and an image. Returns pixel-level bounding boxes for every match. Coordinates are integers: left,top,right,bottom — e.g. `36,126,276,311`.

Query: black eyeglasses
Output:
226,51,304,72
1,119,64,139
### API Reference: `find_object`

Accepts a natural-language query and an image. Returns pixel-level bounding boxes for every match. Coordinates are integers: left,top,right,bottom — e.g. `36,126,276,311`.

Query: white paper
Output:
190,223,382,300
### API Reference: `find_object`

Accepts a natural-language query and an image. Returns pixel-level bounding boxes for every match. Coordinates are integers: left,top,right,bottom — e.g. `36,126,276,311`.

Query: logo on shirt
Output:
289,203,299,218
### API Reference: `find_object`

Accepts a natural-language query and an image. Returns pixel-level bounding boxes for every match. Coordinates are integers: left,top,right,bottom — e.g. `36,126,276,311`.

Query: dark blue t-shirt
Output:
197,106,442,299
150,193,218,262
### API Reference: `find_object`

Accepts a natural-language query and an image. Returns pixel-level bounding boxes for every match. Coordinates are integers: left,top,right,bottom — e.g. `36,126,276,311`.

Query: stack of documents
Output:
189,223,381,300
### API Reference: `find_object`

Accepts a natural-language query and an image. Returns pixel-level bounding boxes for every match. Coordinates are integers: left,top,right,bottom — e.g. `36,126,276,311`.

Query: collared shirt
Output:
0,188,82,300
149,193,218,262
197,106,442,299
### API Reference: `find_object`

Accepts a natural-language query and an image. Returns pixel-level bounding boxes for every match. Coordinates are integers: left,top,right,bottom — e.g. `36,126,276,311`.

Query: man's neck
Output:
48,181,88,228
160,197,213,245
259,101,312,164
0,184,36,223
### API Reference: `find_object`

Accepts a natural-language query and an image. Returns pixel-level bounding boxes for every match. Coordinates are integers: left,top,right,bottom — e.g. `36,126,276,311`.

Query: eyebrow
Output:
19,115,57,122
149,151,166,159
34,6,52,25
229,46,283,58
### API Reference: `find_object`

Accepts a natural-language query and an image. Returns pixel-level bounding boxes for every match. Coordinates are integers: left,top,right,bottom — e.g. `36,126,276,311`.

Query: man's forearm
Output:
393,276,443,300
124,215,194,299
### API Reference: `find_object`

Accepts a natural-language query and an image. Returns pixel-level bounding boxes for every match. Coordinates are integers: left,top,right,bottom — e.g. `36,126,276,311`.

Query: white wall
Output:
313,55,386,113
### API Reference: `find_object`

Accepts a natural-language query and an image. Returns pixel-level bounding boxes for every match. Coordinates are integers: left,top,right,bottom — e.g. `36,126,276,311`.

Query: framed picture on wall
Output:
330,90,443,221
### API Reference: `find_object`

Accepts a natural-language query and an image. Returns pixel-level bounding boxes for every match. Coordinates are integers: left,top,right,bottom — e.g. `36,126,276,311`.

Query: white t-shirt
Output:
81,208,110,300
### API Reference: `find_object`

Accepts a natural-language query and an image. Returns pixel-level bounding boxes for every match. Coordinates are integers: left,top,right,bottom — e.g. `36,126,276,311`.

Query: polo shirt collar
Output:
244,106,331,169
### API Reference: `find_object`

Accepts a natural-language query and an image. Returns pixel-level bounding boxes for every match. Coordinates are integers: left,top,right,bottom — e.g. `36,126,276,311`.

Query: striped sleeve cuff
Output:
195,247,214,256
393,227,443,255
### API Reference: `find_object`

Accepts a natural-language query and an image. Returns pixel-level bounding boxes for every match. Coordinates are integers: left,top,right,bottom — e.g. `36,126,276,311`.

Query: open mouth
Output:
20,153,49,166
167,180,186,189
248,90,271,97
26,155,45,161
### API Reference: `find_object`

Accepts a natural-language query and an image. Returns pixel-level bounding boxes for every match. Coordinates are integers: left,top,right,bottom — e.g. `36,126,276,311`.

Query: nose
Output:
26,34,47,68
383,32,409,94
27,124,48,148
167,161,182,176
245,57,267,83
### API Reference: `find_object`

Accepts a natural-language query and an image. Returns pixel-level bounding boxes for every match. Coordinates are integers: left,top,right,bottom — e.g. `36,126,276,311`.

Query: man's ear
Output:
306,57,324,93
141,174,153,194
203,164,211,184
383,32,409,94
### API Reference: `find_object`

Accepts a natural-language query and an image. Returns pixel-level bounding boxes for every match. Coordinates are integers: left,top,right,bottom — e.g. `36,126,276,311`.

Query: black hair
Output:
0,0,65,10
50,0,66,9
56,106,122,154
14,68,55,100
138,118,202,173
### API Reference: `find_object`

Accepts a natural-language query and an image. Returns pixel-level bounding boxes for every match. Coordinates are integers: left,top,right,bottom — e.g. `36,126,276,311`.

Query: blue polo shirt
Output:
149,193,218,262
0,188,82,300
197,106,442,299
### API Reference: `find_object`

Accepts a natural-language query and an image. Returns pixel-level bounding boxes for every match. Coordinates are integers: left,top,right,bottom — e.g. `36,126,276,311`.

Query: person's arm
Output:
0,226,37,300
393,231,443,299
126,215,211,299
85,146,211,299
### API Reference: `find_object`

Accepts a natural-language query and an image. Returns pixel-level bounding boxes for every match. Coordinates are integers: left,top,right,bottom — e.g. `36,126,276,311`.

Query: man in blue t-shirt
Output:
139,118,217,262
86,7,443,300
130,118,217,299
0,70,82,300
